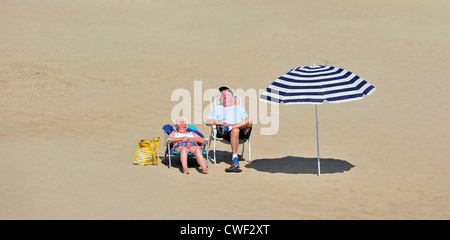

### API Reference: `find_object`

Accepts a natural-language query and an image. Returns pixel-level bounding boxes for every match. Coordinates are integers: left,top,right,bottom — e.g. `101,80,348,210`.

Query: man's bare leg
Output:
231,117,253,135
230,128,240,155
230,117,253,155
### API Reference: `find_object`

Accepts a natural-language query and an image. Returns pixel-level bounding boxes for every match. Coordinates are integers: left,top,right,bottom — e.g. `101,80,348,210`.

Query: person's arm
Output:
165,132,174,143
231,117,253,129
206,118,216,126
190,133,205,144
166,132,186,142
165,132,176,142
206,119,230,126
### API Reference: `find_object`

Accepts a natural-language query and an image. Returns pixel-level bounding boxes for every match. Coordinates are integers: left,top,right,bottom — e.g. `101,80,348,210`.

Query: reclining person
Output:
166,117,208,175
206,86,253,173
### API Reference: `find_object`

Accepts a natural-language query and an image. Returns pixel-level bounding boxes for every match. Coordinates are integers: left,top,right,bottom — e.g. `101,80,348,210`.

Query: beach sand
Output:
1,0,449,219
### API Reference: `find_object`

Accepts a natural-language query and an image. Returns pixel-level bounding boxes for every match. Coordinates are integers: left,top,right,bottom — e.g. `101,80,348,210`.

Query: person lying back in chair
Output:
166,117,208,175
206,86,253,173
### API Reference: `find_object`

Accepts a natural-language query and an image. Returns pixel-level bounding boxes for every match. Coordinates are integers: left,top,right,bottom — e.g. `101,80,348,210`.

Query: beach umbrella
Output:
259,64,376,176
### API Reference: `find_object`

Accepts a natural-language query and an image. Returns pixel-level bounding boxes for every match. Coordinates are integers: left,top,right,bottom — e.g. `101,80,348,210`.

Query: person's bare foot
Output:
183,168,190,174
202,168,208,174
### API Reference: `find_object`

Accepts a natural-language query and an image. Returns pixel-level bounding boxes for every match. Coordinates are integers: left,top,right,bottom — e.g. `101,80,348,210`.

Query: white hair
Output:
175,117,188,125
174,117,188,130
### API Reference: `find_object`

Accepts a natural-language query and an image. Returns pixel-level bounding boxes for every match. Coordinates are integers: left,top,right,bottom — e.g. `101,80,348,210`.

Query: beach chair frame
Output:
208,95,252,165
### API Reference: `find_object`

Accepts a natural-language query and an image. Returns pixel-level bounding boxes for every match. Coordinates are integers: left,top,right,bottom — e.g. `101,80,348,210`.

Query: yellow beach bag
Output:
133,137,160,166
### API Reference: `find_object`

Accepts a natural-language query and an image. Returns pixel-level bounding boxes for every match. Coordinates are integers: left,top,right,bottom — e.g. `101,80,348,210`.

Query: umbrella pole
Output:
315,105,321,176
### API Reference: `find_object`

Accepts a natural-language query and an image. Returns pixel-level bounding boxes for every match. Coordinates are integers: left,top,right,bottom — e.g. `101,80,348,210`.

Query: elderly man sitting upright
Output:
206,86,253,173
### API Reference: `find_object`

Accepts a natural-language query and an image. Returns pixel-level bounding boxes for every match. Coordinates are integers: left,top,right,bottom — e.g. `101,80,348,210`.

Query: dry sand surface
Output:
1,0,449,219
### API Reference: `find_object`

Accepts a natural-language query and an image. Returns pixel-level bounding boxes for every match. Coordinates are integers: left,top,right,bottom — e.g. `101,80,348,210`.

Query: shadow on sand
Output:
162,150,355,175
244,156,355,175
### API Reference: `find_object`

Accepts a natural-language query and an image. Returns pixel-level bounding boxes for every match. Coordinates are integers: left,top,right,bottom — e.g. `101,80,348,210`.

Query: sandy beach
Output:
1,0,449,219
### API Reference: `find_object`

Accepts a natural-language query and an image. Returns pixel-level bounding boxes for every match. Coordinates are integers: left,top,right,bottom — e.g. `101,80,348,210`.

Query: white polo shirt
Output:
207,105,248,125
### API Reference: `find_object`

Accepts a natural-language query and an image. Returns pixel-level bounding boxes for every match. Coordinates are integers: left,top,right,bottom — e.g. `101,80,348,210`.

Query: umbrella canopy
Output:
260,64,375,105
259,64,376,176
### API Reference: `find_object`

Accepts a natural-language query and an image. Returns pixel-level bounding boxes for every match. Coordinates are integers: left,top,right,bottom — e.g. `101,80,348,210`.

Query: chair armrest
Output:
209,125,217,138
201,138,209,147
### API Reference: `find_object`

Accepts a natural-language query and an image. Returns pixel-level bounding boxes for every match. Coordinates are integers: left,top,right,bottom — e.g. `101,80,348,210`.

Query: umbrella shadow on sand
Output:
245,156,355,175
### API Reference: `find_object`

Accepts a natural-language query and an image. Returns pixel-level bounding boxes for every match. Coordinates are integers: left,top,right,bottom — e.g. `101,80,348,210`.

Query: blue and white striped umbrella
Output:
259,64,376,176
260,64,376,104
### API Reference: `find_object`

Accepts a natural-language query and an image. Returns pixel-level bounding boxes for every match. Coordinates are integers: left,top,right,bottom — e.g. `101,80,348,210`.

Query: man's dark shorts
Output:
217,126,252,142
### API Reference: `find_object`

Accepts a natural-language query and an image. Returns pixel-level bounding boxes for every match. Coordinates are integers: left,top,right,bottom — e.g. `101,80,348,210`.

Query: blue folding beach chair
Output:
162,124,209,169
